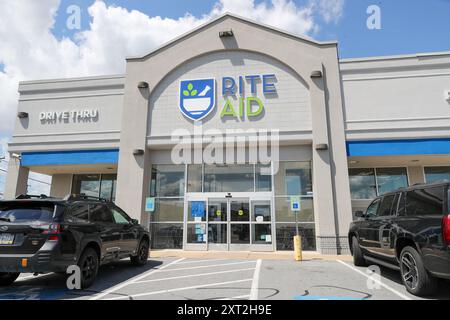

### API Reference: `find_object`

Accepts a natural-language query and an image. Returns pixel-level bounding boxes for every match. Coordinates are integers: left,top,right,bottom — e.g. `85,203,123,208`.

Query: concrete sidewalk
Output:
149,250,352,262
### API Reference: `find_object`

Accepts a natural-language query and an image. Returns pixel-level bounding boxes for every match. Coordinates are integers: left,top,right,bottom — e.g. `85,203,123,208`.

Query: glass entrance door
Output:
185,195,273,251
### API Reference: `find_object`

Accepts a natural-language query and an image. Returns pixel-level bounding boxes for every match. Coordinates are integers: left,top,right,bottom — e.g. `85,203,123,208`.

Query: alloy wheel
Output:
401,252,419,290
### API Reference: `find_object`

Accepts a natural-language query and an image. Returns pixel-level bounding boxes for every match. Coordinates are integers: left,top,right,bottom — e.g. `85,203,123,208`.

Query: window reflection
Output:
376,168,408,195
150,165,185,197
204,165,254,192
349,168,376,199
425,167,450,184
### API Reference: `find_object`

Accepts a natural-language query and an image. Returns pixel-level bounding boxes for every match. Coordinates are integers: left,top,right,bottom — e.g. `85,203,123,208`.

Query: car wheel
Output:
77,247,99,289
399,246,437,296
0,272,20,286
130,239,149,266
352,236,367,267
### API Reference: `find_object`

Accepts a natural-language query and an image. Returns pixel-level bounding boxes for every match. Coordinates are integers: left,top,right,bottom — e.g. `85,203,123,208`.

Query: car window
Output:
89,204,113,223
68,204,89,222
378,194,396,217
111,207,130,225
366,198,381,217
0,201,55,223
406,187,445,216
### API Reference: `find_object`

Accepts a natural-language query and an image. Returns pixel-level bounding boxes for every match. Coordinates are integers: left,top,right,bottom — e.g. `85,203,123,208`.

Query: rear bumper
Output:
0,242,76,273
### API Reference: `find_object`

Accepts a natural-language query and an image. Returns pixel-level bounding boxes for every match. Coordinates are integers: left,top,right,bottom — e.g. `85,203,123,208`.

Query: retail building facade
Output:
5,14,450,254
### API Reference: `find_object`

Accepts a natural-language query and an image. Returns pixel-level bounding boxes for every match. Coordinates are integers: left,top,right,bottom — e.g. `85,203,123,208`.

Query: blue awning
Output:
21,149,119,167
347,139,450,157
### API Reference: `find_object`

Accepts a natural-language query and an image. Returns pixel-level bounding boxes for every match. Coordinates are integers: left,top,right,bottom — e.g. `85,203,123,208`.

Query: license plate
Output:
0,233,15,245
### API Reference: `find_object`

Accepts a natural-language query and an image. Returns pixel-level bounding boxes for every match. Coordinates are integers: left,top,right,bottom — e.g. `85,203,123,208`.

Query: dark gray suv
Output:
0,194,150,288
349,182,450,296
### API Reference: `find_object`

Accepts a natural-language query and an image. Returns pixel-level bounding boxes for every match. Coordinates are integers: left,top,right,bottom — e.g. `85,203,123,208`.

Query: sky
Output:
0,0,449,194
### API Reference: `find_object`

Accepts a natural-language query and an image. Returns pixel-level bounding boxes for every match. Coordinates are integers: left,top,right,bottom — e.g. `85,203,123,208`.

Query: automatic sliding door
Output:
208,199,228,250
229,198,250,251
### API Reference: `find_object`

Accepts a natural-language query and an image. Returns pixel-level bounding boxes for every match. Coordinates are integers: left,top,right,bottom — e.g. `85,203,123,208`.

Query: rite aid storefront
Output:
5,14,450,254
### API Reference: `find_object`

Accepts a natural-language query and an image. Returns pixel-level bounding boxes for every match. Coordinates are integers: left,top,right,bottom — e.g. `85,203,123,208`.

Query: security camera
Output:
11,153,21,160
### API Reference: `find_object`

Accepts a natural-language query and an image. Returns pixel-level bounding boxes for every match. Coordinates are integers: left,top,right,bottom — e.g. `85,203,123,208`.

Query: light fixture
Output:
349,160,359,165
17,112,29,119
133,149,144,156
137,81,149,89
219,30,234,38
310,70,323,78
315,143,328,151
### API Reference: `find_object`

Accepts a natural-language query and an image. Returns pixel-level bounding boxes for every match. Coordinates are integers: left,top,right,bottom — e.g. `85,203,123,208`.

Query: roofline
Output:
126,12,337,61
19,74,125,86
339,50,450,63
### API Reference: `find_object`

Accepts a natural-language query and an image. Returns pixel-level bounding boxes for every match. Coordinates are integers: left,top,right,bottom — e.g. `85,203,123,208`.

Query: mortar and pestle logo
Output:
179,79,216,121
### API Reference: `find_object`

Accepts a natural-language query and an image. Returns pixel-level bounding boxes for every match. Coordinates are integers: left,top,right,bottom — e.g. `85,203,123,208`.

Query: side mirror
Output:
131,219,139,225
354,211,365,218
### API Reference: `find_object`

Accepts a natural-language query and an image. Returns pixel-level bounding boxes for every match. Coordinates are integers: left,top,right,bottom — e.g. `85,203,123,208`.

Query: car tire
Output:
130,239,149,266
0,272,20,286
77,247,99,289
352,236,367,267
399,246,437,296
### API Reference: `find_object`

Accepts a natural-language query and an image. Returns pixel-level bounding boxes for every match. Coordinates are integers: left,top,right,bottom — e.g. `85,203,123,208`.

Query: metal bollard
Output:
294,235,302,261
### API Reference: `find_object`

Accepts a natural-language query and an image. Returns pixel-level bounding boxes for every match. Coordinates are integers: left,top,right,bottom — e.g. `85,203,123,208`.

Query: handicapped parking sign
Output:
290,197,301,212
179,78,215,121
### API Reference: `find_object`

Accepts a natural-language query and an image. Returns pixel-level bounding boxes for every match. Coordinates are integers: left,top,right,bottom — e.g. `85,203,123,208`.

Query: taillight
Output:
41,224,62,241
442,215,450,245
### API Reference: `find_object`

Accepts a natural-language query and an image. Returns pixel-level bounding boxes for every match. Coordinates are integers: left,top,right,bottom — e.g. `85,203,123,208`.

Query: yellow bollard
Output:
294,235,302,261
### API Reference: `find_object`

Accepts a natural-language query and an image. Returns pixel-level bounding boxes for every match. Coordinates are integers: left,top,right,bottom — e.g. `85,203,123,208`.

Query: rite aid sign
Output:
179,74,277,121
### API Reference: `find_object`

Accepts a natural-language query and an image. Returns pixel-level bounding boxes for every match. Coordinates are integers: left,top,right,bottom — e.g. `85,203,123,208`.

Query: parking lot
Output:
0,256,449,300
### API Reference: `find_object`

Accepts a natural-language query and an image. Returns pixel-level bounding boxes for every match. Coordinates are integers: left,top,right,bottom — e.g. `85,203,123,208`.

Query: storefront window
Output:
349,167,409,199
204,164,254,192
187,164,202,192
275,197,314,223
72,174,117,201
151,198,184,222
348,168,377,200
150,165,185,197
256,164,272,192
425,167,450,184
149,164,185,249
150,223,183,249
376,168,408,195
274,162,312,196
275,223,316,251
100,174,117,201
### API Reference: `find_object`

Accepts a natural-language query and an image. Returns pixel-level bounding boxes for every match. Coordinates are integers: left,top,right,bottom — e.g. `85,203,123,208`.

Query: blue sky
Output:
52,0,450,58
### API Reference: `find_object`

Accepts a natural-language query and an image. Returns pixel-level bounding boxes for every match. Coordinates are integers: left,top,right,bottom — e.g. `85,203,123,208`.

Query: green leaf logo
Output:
183,82,198,97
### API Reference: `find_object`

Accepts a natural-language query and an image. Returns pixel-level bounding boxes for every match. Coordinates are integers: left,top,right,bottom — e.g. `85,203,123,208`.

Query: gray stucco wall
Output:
116,14,353,254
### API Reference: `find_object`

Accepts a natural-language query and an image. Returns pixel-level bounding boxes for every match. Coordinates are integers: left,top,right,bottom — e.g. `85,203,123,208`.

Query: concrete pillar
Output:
50,174,73,198
309,61,353,255
4,156,29,199
407,166,425,185
115,72,151,223
310,66,339,255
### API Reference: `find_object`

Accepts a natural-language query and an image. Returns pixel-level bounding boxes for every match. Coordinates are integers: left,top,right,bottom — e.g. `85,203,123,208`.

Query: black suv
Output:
349,182,450,296
0,194,150,288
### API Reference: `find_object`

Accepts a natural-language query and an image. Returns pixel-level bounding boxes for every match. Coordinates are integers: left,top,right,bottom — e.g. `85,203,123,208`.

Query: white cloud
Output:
0,0,345,136
311,0,345,24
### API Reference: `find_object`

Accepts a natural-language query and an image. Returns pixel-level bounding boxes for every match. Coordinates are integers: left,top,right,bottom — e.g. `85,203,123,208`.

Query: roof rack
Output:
64,193,109,202
16,194,51,200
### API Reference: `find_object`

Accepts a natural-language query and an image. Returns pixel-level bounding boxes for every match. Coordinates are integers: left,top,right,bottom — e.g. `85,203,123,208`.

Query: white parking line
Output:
249,259,262,300
216,294,250,300
176,258,230,265
159,261,256,272
337,260,412,300
89,257,185,300
104,278,254,300
134,267,256,284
